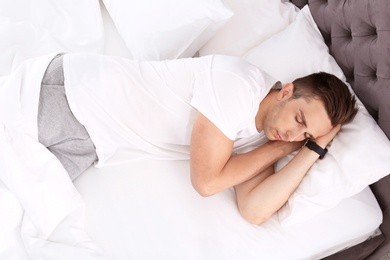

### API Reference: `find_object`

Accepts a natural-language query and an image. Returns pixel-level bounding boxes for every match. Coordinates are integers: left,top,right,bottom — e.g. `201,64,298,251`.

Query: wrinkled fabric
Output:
0,54,108,259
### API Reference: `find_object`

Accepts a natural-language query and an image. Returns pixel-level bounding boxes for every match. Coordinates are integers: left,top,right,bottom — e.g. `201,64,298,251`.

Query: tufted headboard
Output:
291,1,390,259
290,0,390,138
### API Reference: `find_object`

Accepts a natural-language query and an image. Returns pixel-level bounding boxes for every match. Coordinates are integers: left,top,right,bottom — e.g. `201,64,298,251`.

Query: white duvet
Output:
0,1,383,260
0,1,108,258
0,55,110,259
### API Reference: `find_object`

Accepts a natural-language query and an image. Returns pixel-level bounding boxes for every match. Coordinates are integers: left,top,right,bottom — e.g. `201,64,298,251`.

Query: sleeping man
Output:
2,52,358,225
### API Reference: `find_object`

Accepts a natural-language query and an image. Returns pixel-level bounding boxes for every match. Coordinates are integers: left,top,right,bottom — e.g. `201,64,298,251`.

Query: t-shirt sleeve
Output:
190,69,262,140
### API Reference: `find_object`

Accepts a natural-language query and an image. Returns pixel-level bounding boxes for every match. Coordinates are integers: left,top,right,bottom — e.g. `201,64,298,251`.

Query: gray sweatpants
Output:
38,54,98,181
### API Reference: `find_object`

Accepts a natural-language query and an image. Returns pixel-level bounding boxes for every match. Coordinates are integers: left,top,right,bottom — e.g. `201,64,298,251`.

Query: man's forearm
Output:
235,145,321,224
235,125,341,224
191,140,302,196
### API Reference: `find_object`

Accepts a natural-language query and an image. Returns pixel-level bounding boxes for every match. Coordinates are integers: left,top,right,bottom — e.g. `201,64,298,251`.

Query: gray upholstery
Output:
290,0,390,259
306,0,390,139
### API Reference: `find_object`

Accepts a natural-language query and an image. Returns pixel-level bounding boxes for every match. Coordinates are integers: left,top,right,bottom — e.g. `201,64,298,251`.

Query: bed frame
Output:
290,1,390,259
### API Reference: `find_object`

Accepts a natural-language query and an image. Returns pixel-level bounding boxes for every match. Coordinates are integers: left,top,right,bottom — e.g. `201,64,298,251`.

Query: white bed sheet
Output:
0,1,384,260
74,159,382,260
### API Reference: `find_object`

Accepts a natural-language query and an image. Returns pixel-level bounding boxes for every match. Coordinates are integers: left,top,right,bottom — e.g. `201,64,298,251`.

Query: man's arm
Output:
234,125,341,224
190,113,303,197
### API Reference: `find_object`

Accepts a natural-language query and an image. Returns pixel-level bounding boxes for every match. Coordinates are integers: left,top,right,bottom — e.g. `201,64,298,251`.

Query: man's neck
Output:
255,89,278,132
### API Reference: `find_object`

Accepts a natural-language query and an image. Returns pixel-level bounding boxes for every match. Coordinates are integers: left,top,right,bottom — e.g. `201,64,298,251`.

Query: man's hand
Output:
315,124,341,148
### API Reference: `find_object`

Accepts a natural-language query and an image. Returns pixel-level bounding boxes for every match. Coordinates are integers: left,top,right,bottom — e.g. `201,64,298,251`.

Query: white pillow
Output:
198,0,299,57
245,6,390,226
102,0,233,60
0,0,104,76
243,5,345,82
0,0,103,53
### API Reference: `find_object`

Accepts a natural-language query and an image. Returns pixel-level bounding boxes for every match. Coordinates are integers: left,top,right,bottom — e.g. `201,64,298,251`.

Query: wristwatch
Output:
305,139,327,159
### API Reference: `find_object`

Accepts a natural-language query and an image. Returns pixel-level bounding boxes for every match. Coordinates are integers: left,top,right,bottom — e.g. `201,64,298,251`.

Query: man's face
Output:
263,86,332,142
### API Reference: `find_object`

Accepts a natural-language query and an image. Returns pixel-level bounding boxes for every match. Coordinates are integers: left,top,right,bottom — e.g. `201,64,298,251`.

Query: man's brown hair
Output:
290,72,358,126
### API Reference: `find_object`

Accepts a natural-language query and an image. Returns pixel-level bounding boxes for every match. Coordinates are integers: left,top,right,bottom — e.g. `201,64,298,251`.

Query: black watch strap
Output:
305,140,327,159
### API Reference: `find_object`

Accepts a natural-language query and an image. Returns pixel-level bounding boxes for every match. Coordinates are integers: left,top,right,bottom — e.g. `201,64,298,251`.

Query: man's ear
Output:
277,83,294,101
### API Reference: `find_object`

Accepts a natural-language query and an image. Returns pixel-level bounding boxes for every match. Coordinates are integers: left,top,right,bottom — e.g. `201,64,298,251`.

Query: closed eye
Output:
298,110,314,140
295,116,303,125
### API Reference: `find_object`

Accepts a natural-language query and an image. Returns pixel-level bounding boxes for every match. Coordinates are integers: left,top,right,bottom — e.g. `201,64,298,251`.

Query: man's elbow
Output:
238,204,272,225
190,176,219,197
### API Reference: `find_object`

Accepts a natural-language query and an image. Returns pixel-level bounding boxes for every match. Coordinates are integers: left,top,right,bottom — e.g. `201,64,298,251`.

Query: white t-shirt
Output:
63,53,276,167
